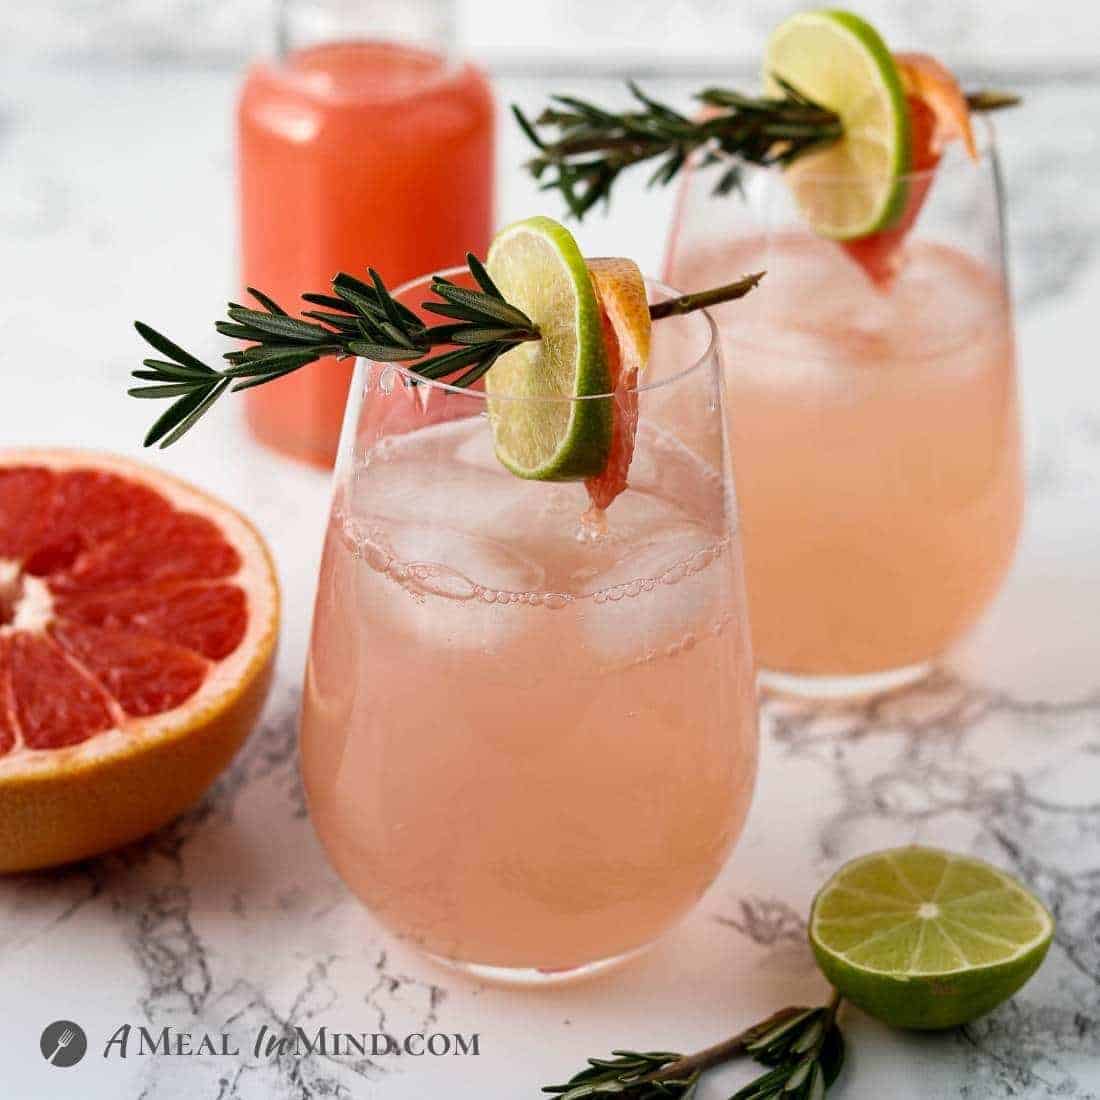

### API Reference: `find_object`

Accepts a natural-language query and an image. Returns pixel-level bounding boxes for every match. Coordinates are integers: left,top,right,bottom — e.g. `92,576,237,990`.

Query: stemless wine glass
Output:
300,269,758,983
665,119,1022,698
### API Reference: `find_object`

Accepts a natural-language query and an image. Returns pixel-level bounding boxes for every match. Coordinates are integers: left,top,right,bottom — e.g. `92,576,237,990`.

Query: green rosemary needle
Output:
130,255,539,448
515,80,1021,218
129,259,762,449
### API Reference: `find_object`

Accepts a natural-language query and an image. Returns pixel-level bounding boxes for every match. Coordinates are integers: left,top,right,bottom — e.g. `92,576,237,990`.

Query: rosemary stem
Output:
964,90,1021,112
639,1005,807,1086
649,271,766,321
638,993,844,1088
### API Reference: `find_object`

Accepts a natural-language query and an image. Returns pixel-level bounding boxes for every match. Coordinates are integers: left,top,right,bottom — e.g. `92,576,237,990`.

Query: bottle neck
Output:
275,0,457,60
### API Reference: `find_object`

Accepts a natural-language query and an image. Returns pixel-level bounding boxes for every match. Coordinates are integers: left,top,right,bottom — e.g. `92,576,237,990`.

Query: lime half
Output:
484,216,612,480
810,847,1054,1030
765,9,910,239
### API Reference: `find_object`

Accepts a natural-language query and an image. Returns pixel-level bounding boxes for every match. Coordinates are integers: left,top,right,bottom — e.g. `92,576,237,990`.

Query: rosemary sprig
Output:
130,260,763,449
129,255,540,448
732,992,844,1100
515,80,1021,218
541,995,844,1100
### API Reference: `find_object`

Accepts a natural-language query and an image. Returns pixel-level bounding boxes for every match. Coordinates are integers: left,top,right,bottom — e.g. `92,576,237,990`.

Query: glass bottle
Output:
236,0,495,466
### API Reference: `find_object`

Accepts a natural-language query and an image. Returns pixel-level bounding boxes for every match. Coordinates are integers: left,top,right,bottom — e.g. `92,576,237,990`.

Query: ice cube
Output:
576,520,733,670
342,516,545,663
350,434,531,541
452,421,501,471
383,520,546,596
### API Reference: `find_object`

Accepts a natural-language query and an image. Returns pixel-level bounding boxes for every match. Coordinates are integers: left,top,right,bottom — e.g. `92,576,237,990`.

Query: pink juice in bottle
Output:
237,38,494,466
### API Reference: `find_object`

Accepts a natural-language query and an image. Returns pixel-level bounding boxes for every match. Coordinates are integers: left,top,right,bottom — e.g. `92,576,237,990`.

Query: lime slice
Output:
765,9,910,239
484,216,612,480
810,847,1054,1030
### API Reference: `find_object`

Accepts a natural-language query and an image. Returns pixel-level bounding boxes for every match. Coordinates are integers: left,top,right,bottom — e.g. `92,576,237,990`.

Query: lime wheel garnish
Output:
484,216,613,480
765,9,911,240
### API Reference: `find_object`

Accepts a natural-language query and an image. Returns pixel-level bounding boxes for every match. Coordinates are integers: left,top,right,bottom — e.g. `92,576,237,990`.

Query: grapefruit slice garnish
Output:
894,52,977,159
0,450,278,871
584,257,652,513
842,52,979,286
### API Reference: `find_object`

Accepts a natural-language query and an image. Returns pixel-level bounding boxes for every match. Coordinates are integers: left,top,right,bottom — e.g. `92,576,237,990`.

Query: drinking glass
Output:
665,119,1022,698
300,269,758,982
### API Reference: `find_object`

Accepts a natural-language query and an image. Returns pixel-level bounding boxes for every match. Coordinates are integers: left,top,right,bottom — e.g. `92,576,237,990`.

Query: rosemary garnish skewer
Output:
514,80,1021,219
542,992,844,1100
130,259,762,449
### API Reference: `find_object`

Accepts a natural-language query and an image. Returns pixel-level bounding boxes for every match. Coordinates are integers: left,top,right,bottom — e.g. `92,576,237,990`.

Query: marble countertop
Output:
1,61,1098,1099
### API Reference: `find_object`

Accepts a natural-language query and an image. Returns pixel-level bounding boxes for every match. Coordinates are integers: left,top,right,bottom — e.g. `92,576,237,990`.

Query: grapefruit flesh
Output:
0,451,278,871
584,258,652,512
894,52,976,158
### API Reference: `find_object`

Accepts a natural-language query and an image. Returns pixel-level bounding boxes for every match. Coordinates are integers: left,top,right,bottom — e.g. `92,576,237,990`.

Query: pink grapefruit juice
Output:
300,417,758,972
237,42,494,466
672,234,1022,677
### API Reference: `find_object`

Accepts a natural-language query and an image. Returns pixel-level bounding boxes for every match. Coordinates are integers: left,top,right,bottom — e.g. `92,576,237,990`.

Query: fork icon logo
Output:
40,1021,87,1067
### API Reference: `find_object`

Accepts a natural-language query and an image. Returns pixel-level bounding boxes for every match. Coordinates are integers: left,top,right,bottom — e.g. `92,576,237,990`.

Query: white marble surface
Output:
1,60,1099,1099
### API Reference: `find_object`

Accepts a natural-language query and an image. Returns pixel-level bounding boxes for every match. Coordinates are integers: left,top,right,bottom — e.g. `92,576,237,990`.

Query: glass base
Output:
425,941,653,987
759,662,932,701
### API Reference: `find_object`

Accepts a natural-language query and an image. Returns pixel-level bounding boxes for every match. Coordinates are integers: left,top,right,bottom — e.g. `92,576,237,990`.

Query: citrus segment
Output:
51,620,208,720
895,52,976,159
586,257,652,371
46,510,241,595
765,9,910,240
0,467,55,559
0,680,12,755
0,450,278,871
484,216,612,480
5,631,114,749
584,257,652,511
56,582,247,660
810,847,1054,1030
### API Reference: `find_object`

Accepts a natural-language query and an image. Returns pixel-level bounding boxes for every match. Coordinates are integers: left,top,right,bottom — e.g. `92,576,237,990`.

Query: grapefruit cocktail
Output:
668,227,1021,688
519,9,1024,696
128,216,764,980
300,243,757,979
301,410,756,975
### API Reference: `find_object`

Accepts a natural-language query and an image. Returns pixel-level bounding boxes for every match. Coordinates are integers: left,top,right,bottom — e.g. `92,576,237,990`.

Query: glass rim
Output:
735,114,997,186
367,267,721,405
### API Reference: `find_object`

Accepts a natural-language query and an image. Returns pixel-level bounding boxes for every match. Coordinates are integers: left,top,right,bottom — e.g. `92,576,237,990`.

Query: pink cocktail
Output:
666,125,1022,695
300,273,758,981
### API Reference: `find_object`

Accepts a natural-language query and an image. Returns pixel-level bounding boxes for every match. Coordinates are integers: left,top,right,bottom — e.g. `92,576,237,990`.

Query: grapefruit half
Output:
0,450,279,871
